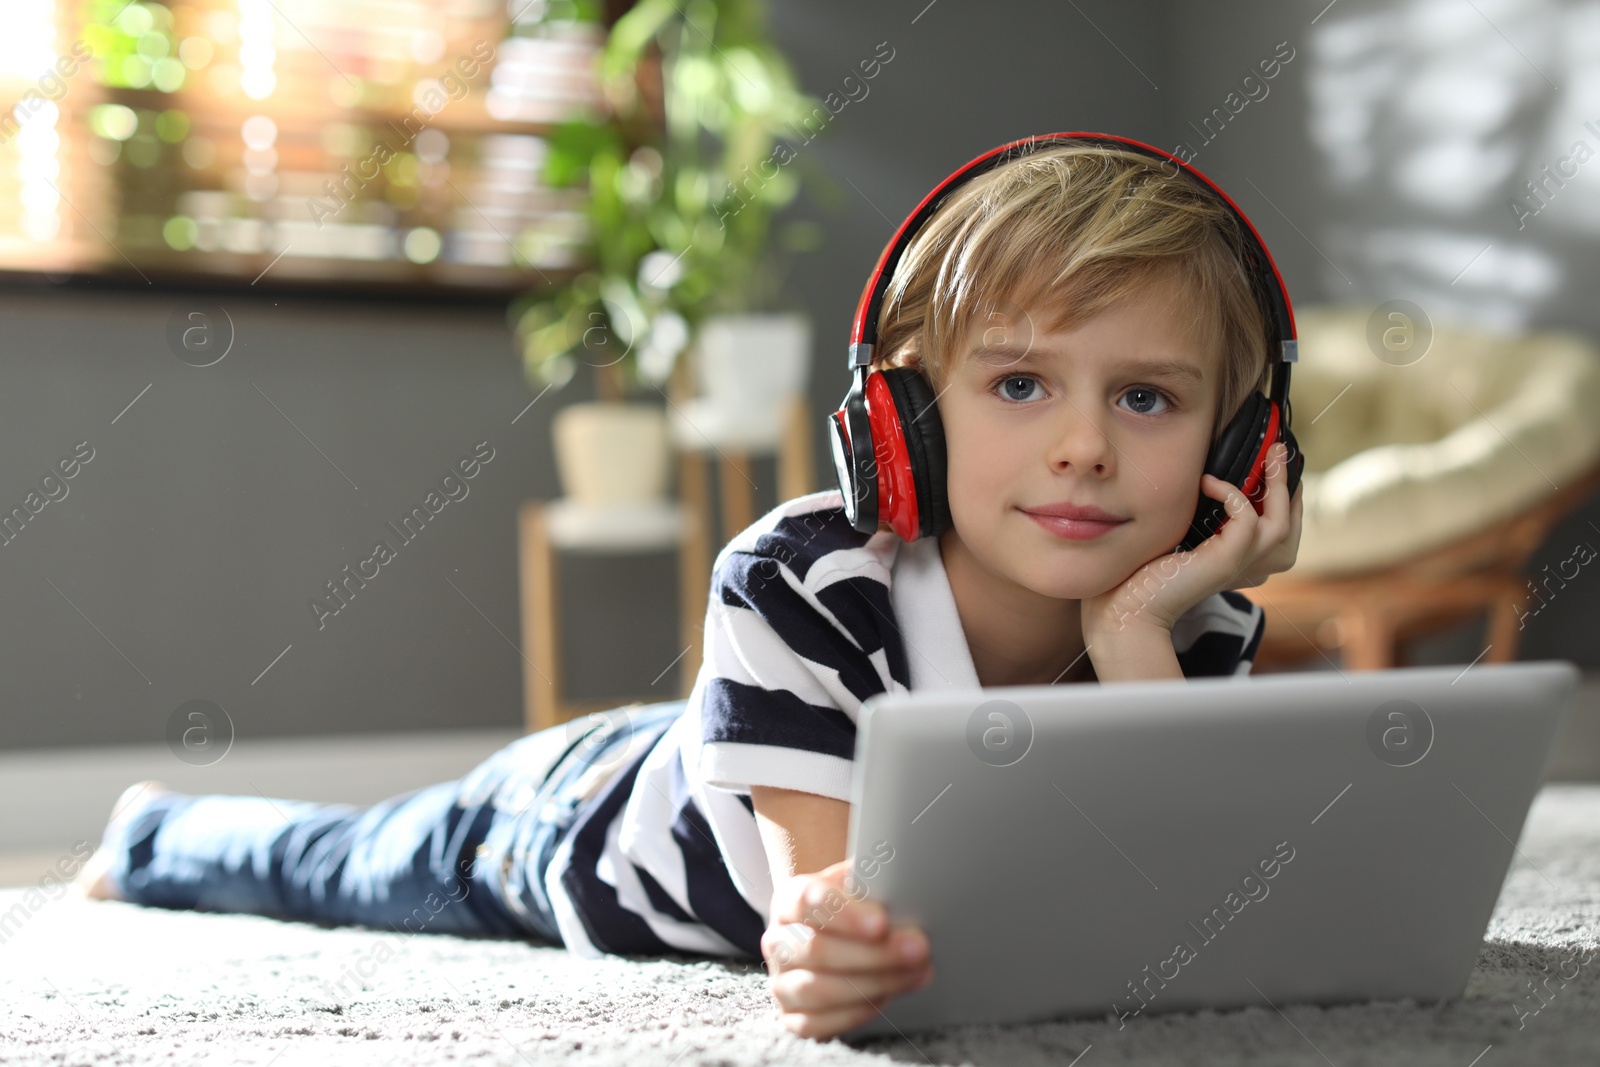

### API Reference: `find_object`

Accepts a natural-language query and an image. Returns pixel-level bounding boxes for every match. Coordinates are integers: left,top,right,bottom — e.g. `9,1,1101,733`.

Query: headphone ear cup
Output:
1280,423,1305,501
1209,391,1271,487
880,366,950,538
830,370,879,533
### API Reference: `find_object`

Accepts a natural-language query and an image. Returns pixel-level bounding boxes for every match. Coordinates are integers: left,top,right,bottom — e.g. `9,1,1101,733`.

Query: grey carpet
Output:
2,785,1597,1066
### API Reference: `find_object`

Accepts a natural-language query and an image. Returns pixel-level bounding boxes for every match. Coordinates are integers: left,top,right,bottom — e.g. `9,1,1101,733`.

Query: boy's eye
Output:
1119,387,1171,415
997,375,1042,402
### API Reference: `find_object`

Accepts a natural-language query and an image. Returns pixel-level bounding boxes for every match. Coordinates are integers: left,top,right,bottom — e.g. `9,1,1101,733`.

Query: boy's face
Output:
934,278,1220,601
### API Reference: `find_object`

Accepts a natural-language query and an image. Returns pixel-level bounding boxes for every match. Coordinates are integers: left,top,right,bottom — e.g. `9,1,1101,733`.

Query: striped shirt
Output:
543,489,1267,959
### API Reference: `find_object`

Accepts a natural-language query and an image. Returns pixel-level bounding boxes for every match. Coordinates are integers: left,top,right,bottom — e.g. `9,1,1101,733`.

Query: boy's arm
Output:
750,785,850,881
1088,621,1186,683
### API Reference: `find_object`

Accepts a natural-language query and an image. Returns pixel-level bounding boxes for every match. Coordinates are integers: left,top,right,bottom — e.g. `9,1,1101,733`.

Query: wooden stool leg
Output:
779,393,813,502
678,451,711,697
520,501,563,734
720,452,755,542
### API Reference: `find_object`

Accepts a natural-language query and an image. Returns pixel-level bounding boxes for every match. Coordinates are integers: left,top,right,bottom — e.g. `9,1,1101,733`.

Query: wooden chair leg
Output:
1483,576,1525,664
1338,601,1396,671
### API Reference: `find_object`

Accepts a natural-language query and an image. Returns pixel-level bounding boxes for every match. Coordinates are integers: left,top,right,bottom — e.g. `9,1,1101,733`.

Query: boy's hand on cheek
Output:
1230,466,1302,590
1081,442,1299,649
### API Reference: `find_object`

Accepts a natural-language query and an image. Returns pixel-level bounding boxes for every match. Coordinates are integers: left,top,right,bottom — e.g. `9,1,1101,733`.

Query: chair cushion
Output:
1287,306,1600,576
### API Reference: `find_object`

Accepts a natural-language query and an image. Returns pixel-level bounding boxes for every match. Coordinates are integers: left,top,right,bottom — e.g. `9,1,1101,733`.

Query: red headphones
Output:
827,131,1305,552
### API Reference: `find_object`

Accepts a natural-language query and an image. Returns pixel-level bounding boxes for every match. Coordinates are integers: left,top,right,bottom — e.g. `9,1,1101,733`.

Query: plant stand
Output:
670,359,815,692
517,498,699,733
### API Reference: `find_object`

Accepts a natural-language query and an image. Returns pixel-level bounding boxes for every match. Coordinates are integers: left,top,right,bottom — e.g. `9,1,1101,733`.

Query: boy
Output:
80,141,1301,1044
740,141,1300,1038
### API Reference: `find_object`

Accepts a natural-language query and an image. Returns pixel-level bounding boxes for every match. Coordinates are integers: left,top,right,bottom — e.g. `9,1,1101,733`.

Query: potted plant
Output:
511,0,823,506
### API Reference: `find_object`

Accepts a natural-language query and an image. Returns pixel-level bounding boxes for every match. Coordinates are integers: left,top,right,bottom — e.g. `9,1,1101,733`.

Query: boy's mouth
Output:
1019,502,1129,541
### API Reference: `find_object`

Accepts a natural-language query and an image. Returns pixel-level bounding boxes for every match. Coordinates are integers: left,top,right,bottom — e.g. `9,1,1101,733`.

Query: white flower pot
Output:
677,313,811,449
551,401,670,506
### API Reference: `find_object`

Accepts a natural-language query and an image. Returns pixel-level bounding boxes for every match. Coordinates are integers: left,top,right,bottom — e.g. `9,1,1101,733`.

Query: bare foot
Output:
74,780,170,901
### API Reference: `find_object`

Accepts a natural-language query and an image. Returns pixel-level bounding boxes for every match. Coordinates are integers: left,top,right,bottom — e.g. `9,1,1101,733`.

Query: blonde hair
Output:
875,144,1273,442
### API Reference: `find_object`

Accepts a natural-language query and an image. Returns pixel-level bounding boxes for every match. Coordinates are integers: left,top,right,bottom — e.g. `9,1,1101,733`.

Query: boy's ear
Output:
877,352,921,376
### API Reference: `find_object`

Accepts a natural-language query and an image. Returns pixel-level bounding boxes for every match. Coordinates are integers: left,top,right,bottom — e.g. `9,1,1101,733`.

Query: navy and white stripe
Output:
545,489,1267,959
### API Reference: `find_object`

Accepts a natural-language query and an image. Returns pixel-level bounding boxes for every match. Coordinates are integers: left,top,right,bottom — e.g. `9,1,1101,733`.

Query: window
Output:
0,0,604,289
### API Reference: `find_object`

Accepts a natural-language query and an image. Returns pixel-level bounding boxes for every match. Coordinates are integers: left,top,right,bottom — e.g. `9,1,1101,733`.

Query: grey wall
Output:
768,0,1169,431
2,0,1594,752
1,288,589,748
1146,0,1600,667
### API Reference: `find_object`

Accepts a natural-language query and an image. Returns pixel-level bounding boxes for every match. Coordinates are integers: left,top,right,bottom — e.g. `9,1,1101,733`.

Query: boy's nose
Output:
1045,408,1115,474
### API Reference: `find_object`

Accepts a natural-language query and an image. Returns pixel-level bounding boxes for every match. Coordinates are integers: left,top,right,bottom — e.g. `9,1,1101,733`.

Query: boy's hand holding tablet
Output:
763,859,933,1040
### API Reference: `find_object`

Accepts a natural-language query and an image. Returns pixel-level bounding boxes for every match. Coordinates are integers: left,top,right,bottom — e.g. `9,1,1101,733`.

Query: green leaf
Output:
543,120,621,187
514,0,830,396
604,0,676,80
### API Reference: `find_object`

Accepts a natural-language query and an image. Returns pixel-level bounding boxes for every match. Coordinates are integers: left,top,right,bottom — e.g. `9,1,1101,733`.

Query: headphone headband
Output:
847,131,1299,409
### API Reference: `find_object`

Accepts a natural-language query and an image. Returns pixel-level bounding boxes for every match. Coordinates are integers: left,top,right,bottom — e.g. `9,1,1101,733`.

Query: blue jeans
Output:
101,700,688,944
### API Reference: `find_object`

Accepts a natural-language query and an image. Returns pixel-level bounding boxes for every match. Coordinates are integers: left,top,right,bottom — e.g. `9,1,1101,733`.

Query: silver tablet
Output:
841,660,1578,1039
